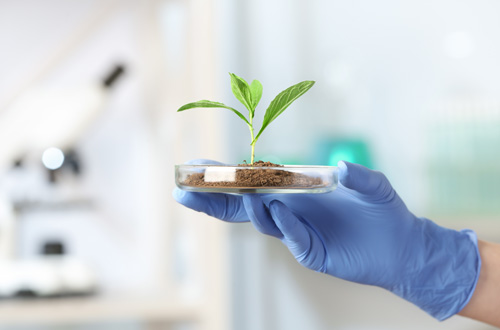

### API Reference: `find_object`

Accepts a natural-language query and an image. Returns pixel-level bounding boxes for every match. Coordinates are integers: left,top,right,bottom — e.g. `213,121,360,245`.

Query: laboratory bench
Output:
0,294,200,328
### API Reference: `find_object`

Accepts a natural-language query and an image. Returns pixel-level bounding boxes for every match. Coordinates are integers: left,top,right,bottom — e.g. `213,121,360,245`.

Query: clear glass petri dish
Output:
175,164,338,194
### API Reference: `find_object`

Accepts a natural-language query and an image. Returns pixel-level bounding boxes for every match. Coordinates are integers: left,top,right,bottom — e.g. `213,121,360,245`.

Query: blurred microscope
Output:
0,65,125,298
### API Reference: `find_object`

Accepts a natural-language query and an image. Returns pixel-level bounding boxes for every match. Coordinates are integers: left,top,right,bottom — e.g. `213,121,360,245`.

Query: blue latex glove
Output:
173,160,481,320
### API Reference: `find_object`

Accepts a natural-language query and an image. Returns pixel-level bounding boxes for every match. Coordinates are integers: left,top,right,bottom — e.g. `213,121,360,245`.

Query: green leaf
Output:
177,100,250,125
229,73,253,113
250,80,263,111
253,80,315,143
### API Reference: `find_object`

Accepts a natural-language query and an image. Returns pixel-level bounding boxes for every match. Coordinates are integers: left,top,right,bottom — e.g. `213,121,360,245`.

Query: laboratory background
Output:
0,0,499,329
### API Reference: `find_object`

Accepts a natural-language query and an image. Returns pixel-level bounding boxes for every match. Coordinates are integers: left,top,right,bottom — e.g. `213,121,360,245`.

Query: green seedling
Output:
177,73,315,164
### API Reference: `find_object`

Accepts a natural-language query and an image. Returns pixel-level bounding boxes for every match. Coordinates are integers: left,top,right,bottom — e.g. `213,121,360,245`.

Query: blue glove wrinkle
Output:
301,219,329,274
269,201,310,259
243,195,283,238
269,200,328,273
223,193,251,222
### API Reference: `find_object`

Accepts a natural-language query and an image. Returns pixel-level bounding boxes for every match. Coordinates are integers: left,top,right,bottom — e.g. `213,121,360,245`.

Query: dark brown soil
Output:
183,160,324,189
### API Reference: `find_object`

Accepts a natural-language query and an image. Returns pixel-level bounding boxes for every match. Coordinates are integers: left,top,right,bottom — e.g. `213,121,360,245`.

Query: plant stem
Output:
249,115,255,164
251,141,255,164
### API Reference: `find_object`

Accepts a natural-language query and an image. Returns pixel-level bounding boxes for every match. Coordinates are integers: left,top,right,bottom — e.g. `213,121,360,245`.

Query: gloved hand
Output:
173,159,249,222
173,160,481,320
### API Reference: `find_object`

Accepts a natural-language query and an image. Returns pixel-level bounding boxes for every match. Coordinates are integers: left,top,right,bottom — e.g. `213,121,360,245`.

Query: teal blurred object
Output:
313,138,373,168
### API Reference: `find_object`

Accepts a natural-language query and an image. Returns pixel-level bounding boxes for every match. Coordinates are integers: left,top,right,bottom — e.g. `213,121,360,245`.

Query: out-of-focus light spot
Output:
42,148,64,170
443,32,475,59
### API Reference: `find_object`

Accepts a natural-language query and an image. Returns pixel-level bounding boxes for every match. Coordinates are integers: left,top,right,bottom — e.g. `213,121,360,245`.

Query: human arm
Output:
173,160,482,321
458,240,500,327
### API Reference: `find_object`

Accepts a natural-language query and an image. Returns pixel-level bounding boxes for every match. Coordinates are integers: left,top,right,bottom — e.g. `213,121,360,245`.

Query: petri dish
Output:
175,164,338,194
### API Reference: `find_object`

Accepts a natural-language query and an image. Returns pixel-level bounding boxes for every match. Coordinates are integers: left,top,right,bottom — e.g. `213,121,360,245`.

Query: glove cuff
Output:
453,230,481,318
391,219,481,321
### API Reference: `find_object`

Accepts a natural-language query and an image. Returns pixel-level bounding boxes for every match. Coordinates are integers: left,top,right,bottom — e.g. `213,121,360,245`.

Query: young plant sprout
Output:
177,73,315,164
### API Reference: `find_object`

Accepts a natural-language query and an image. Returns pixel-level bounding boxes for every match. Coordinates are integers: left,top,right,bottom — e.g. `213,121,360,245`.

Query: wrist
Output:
458,240,500,326
391,219,481,320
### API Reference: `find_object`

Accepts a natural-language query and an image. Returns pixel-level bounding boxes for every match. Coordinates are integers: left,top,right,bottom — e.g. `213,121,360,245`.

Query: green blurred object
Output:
314,138,373,168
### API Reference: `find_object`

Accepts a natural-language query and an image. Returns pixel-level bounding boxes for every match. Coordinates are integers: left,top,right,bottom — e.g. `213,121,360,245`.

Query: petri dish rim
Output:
175,164,338,194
